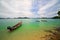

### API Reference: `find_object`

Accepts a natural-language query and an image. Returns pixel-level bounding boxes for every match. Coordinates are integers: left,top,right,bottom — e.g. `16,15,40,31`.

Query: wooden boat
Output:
7,22,22,31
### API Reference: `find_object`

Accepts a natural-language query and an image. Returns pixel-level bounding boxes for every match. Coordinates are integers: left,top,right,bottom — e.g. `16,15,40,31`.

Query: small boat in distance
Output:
36,20,40,22
41,20,47,22
7,22,22,31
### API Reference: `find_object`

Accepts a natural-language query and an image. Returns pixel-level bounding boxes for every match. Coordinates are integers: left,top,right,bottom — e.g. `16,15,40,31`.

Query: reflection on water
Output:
0,19,60,40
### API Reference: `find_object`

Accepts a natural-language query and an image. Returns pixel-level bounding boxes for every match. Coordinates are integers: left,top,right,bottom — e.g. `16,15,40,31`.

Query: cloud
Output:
39,0,58,11
0,0,34,18
31,0,59,17
37,0,58,17
1,1,15,12
0,0,60,18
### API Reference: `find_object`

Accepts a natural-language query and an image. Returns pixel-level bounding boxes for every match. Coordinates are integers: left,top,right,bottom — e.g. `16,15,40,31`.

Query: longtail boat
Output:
7,22,22,31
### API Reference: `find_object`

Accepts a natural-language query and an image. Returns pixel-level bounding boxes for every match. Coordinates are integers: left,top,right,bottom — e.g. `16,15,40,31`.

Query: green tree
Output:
52,11,60,19
57,11,60,16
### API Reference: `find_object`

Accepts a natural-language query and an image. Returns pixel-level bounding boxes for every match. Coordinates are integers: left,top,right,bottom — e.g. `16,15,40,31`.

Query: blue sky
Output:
0,0,60,18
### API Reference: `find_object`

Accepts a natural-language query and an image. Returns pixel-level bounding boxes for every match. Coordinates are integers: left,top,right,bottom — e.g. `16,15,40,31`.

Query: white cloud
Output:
38,0,58,17
1,1,15,12
0,0,60,18
0,0,34,18
39,0,58,11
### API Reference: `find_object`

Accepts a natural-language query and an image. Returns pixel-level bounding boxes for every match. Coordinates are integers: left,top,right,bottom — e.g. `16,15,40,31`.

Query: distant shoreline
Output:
0,18,60,19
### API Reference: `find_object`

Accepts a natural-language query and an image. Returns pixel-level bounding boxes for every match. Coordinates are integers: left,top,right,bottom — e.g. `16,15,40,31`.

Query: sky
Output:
0,0,60,18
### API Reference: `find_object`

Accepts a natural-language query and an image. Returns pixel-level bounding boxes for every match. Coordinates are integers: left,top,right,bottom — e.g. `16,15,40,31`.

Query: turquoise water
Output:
0,19,60,40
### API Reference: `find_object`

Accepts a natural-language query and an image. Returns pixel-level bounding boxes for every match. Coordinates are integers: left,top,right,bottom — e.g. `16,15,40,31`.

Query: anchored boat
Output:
41,20,47,22
7,22,22,31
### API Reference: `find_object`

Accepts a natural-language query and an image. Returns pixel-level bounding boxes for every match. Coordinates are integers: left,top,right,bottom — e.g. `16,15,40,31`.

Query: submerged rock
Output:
44,29,60,40
55,27,60,32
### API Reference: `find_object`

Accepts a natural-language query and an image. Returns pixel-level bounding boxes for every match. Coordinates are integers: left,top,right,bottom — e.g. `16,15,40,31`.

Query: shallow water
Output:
0,19,60,40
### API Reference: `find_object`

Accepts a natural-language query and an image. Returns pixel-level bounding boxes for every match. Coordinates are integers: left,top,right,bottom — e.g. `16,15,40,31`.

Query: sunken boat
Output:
7,22,22,31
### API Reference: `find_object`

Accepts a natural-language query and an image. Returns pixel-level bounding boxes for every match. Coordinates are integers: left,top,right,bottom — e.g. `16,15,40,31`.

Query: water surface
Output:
0,19,60,40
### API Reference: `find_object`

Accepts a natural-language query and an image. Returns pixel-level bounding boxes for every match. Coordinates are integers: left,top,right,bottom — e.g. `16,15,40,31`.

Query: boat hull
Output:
7,22,22,31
